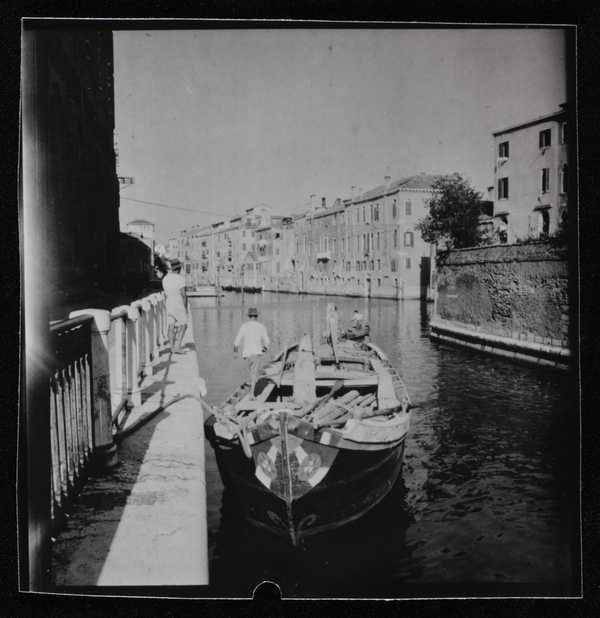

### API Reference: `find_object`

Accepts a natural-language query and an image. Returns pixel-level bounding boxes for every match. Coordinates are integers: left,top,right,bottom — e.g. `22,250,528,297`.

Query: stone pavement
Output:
51,324,209,587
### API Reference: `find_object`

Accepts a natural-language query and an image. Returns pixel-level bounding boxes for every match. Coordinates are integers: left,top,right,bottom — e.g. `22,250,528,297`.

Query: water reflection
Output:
191,292,577,596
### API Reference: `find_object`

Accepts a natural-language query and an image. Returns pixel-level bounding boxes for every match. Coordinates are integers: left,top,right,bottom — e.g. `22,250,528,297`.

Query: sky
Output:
114,28,567,244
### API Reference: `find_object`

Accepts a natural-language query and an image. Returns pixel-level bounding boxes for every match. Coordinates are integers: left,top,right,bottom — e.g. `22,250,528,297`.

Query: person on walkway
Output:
234,307,270,399
162,258,188,353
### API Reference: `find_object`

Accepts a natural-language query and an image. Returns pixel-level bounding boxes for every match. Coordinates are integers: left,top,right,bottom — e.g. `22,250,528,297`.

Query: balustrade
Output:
48,293,169,531
49,315,94,528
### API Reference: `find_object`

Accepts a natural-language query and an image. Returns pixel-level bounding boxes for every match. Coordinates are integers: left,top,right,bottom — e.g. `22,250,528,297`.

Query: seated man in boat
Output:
233,307,270,399
162,258,188,354
351,309,364,328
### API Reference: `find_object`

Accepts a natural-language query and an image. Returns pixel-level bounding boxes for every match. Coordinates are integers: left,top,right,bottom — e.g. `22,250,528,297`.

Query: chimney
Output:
321,197,326,209
384,175,391,184
310,193,317,212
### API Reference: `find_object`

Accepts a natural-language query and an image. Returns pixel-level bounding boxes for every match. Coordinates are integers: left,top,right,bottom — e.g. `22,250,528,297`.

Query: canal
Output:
191,292,578,598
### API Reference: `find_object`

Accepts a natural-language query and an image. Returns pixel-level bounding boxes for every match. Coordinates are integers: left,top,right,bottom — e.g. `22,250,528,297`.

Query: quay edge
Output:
429,318,571,371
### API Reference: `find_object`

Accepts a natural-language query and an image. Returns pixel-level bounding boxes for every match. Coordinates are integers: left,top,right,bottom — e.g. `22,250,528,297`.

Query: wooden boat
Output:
204,328,411,545
187,284,222,297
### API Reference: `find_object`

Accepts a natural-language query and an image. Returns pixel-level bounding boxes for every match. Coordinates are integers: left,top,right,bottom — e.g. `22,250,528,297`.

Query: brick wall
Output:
434,242,569,349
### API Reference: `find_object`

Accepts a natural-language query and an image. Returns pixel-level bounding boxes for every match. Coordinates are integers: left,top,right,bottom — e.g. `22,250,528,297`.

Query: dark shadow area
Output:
51,347,186,587
208,477,414,598
51,407,172,586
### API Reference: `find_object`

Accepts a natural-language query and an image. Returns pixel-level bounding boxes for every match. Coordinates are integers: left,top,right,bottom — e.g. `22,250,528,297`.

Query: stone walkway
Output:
51,325,209,587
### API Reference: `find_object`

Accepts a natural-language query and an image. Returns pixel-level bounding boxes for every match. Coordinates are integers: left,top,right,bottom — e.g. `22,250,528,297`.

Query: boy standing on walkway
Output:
162,259,188,353
234,307,270,398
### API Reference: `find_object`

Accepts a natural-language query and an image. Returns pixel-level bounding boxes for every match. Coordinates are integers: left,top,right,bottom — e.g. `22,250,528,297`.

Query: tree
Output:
416,173,483,249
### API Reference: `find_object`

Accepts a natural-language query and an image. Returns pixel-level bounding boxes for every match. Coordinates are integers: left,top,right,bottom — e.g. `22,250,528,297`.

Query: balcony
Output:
316,251,331,262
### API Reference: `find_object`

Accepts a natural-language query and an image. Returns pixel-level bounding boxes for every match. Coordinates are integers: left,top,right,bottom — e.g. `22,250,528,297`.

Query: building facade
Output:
172,175,440,299
291,175,439,299
22,25,121,589
493,106,568,242
23,28,121,304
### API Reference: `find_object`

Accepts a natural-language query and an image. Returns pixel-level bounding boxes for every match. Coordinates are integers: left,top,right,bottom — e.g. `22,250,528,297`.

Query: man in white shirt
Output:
234,307,270,398
162,259,188,353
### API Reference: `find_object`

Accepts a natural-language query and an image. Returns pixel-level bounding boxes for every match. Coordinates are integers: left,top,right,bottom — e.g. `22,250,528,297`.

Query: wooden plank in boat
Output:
370,357,400,409
280,376,378,388
341,414,410,443
315,368,373,380
236,401,301,412
293,335,316,404
235,382,276,411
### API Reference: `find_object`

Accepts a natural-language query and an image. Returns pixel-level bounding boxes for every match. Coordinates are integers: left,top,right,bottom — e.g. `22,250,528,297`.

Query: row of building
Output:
168,104,569,300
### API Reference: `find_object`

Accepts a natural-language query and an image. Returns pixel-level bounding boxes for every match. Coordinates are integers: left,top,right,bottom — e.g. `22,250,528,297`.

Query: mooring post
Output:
69,309,118,470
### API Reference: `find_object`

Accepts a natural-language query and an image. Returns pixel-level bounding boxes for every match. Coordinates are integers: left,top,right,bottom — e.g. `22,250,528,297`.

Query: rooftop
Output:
493,105,567,137
353,173,442,203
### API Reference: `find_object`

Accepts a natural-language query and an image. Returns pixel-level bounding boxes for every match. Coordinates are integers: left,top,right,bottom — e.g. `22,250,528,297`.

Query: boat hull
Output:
206,420,406,544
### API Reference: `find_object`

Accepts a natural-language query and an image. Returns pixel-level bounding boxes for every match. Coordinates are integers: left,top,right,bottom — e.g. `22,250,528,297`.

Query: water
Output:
191,292,578,598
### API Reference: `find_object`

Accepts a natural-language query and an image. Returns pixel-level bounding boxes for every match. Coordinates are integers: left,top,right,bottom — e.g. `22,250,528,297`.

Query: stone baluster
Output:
125,303,142,409
140,298,153,380
109,306,129,416
69,309,118,469
157,292,168,347
130,300,145,382
147,294,160,367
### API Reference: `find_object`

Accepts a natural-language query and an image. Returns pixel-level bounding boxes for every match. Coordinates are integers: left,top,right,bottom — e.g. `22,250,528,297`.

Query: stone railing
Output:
48,292,169,532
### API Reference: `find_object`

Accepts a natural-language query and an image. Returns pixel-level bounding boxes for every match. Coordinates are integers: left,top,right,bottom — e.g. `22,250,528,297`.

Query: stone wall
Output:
433,241,570,353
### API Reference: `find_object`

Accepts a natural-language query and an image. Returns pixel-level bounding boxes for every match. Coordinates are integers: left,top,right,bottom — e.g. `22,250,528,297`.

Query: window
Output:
370,260,374,270
498,177,509,199
405,257,412,269
405,201,412,216
356,260,360,271
560,164,568,194
242,243,246,251
392,199,397,219
404,231,414,247
560,122,567,144
186,264,191,274
499,141,509,158
393,229,398,248
377,259,381,271
362,206,366,222
377,232,380,250
391,258,397,272
539,128,551,149
541,168,550,194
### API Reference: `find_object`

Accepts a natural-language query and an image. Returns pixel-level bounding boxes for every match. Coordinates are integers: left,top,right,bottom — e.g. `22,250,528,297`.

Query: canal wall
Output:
429,241,571,369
